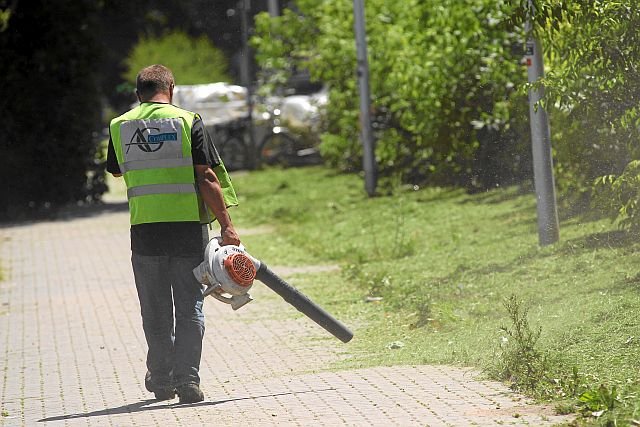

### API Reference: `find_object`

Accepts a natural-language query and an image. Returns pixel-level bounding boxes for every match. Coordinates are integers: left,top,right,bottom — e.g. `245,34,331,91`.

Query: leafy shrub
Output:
514,2,640,210
254,0,640,210
123,31,230,85
593,161,640,230
578,384,619,414
252,0,531,191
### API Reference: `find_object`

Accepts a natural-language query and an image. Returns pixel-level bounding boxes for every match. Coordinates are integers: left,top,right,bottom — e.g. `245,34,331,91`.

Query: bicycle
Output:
256,103,321,168
212,99,323,170
212,117,251,171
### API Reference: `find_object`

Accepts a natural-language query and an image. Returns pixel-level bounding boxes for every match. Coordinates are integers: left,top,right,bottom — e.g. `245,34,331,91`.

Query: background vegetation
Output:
0,0,252,218
122,31,230,86
3,0,639,226
252,0,640,226
0,0,103,218
253,0,532,191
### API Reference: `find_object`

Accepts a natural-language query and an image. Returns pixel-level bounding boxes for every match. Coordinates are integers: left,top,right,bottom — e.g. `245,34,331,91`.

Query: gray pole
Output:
526,5,559,246
268,0,278,16
353,0,377,196
240,0,256,169
239,0,250,87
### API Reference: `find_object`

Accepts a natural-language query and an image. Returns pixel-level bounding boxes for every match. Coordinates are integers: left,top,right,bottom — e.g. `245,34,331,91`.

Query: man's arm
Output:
195,164,240,246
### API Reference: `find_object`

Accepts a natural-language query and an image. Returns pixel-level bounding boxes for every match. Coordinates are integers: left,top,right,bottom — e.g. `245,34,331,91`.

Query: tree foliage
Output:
254,0,640,220
0,1,239,218
123,31,231,85
519,1,640,218
593,161,640,230
0,0,104,218
253,0,532,191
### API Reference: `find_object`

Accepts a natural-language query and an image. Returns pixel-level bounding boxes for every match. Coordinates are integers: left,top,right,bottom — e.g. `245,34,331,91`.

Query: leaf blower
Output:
192,237,354,343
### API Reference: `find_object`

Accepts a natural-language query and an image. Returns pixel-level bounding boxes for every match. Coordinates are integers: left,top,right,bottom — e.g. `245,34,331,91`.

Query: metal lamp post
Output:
239,0,256,169
268,0,278,16
353,0,377,196
525,1,559,246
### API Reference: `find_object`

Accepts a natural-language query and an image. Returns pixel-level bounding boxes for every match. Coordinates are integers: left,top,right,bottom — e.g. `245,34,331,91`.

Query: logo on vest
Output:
126,127,178,153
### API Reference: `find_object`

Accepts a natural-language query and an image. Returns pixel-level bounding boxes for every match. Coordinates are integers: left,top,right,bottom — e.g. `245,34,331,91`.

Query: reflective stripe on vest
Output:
119,158,194,174
127,183,197,199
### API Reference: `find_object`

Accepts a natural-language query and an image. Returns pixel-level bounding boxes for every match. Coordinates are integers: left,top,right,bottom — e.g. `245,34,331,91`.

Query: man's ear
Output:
169,84,174,103
136,90,142,103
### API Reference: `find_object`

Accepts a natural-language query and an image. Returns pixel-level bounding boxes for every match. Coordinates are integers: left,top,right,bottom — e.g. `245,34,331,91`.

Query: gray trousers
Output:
131,253,205,387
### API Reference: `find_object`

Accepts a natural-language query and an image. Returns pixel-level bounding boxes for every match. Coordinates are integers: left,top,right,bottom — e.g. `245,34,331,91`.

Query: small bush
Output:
123,31,230,85
493,294,549,393
490,295,591,400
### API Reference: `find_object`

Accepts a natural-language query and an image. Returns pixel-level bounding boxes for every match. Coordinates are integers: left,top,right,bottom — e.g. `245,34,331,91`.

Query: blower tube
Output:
255,262,354,343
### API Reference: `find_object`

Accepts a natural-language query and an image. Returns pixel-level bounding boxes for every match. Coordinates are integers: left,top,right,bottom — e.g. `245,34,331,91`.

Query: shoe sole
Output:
154,389,176,401
177,387,204,404
178,396,204,404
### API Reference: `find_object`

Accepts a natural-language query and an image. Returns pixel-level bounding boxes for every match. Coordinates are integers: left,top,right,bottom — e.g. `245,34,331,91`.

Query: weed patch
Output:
491,294,549,393
578,384,620,415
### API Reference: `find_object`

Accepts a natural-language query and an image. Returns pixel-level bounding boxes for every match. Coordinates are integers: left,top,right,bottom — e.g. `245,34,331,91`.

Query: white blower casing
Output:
193,237,355,343
193,237,261,310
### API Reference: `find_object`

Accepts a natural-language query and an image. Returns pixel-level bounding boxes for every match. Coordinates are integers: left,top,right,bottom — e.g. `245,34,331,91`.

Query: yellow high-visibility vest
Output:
110,102,237,225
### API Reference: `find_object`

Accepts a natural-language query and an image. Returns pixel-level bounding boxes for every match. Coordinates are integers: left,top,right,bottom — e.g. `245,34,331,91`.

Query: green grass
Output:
228,166,640,425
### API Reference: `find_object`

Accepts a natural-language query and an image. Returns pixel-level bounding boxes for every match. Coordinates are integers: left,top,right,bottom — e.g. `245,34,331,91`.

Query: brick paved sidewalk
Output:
0,204,572,426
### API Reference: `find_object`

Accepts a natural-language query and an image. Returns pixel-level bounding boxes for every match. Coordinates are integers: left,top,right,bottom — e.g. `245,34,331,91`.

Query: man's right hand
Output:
221,226,240,246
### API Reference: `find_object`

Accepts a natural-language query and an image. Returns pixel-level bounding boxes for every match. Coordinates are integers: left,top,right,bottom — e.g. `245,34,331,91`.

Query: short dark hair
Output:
136,64,175,100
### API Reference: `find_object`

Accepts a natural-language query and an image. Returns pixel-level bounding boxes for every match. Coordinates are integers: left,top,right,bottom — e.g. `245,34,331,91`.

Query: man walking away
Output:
107,64,240,403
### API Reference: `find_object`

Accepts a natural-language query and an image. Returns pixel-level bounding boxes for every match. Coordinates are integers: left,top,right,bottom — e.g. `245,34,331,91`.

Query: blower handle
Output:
255,263,354,343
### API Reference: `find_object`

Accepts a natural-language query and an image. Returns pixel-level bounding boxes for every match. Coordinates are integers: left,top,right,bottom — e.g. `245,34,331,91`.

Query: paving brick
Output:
0,205,574,426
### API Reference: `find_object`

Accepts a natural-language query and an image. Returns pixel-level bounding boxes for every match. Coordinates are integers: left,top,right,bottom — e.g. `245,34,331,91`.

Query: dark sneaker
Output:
152,387,176,401
145,371,175,401
177,383,204,404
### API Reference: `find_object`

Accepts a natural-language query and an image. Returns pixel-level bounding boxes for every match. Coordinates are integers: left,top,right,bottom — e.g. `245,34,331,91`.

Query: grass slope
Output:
230,166,640,425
